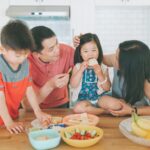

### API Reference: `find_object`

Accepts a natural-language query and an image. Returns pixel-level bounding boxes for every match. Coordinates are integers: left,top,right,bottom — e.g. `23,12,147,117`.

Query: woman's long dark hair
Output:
74,33,103,65
118,40,150,105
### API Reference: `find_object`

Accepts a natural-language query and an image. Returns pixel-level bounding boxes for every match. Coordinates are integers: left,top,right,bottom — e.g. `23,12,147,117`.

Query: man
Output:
24,26,74,109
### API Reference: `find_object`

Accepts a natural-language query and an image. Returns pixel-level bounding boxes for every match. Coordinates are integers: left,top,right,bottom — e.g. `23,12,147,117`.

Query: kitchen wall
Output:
0,0,9,31
1,0,150,51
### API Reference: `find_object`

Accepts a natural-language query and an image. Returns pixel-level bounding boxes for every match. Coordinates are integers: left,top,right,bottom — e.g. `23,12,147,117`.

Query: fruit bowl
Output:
60,125,103,148
119,116,150,147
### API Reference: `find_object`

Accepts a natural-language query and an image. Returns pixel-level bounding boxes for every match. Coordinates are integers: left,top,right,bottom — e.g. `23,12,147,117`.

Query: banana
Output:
131,112,149,138
145,132,150,139
131,121,148,138
137,118,150,131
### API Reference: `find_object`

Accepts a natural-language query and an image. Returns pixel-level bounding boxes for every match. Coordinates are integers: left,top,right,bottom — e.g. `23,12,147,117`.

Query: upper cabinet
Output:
94,0,150,6
9,0,71,6
125,0,150,5
94,0,126,6
70,0,95,35
10,0,40,5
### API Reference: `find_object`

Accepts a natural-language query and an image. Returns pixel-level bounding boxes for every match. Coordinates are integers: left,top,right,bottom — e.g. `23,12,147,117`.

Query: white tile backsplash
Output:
95,6,150,54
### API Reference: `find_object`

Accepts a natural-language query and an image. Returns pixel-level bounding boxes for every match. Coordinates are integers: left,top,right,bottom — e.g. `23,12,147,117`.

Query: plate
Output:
62,113,100,126
119,117,150,147
31,116,64,131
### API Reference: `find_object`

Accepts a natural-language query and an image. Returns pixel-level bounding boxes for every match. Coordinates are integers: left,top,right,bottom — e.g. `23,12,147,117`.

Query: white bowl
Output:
119,116,150,147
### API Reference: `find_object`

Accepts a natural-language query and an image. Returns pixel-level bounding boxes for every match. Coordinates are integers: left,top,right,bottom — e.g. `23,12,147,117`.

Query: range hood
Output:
6,6,70,20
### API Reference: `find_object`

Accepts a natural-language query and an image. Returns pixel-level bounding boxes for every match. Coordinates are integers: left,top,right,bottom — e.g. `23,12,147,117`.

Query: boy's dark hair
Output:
118,40,150,105
1,20,34,51
74,33,103,65
31,26,56,53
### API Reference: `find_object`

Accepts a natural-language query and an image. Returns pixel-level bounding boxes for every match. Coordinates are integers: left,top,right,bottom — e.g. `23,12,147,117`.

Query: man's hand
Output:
51,74,69,89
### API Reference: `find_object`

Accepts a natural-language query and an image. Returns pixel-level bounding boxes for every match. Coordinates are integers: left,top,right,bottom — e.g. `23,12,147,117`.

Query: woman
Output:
100,40,150,116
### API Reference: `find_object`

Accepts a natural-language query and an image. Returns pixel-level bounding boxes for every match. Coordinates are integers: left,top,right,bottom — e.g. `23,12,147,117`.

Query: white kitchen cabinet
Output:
94,0,126,6
125,0,150,5
94,2,150,54
9,0,70,6
10,0,39,5
39,0,70,6
94,0,150,6
70,0,95,35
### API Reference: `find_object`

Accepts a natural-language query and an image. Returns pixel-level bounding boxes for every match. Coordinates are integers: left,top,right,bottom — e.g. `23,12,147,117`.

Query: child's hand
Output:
93,64,103,75
88,58,98,67
35,111,51,127
80,61,88,73
6,121,24,134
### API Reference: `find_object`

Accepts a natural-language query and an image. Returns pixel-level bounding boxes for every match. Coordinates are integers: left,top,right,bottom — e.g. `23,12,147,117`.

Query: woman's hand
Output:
73,35,80,48
108,101,132,117
6,121,24,134
35,111,51,127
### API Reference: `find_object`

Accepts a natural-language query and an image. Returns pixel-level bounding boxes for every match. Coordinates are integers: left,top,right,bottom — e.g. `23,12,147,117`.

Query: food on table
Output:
88,58,98,67
131,112,150,139
51,117,63,124
35,135,51,141
60,125,103,148
63,113,100,126
64,128,98,140
42,116,63,127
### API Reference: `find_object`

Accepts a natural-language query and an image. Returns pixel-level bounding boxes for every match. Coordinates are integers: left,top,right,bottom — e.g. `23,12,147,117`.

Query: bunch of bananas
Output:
131,112,150,139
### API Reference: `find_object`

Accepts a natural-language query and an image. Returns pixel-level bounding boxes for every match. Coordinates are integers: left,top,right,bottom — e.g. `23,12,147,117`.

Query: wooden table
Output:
0,109,149,150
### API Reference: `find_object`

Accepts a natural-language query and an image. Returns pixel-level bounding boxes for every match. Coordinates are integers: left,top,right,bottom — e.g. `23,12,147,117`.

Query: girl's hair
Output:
31,26,56,53
118,40,150,105
74,33,103,64
1,20,34,51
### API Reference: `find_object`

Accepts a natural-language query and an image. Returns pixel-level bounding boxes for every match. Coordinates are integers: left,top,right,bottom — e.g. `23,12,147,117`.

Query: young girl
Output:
70,33,111,115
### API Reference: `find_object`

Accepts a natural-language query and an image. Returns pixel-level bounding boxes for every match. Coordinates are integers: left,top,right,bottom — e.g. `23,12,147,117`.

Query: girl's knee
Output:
73,101,91,113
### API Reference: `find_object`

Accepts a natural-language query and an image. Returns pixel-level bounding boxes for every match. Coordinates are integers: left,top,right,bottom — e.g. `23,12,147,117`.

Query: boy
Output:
0,20,51,134
23,26,74,109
